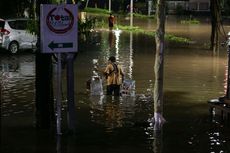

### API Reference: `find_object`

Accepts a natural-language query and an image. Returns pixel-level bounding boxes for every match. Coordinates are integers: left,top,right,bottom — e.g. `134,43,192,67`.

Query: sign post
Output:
56,52,62,135
40,4,78,135
40,4,78,53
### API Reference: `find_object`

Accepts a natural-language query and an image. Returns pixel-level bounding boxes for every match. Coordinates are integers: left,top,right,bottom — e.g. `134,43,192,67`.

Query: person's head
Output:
108,56,116,63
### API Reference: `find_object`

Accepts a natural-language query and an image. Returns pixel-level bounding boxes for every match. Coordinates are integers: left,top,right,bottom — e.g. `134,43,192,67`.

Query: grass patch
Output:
165,34,190,43
180,19,200,24
143,31,190,43
115,25,144,32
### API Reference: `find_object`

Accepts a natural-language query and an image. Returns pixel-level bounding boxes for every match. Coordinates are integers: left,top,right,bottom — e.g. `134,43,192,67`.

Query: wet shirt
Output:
104,63,123,85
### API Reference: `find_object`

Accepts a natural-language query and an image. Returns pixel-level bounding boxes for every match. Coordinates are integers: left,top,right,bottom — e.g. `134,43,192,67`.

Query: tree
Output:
154,0,166,130
0,0,30,18
223,0,230,16
85,0,90,8
210,0,221,53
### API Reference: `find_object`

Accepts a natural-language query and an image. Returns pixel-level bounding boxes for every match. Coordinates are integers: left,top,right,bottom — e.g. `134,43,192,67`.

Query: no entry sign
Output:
40,4,78,53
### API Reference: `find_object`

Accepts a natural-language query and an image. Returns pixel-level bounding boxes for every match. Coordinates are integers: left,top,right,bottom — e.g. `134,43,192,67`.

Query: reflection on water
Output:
89,95,136,132
0,54,35,117
1,20,230,153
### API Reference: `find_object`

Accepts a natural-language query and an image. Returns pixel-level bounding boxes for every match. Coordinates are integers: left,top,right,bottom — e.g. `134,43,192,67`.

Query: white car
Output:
0,18,37,53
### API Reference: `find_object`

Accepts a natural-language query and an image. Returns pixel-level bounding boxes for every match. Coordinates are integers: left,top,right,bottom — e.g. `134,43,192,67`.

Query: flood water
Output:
1,17,230,153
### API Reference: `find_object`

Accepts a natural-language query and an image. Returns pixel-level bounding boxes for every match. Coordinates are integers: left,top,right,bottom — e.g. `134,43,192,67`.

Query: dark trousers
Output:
106,84,120,96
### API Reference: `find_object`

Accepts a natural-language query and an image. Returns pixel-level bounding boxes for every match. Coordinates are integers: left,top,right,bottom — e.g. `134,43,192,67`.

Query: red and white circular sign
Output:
46,7,74,34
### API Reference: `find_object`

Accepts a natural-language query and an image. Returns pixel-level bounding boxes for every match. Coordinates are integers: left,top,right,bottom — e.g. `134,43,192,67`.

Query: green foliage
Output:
84,7,110,15
94,19,107,29
223,0,230,15
78,17,96,33
175,5,185,16
26,19,38,35
135,2,146,10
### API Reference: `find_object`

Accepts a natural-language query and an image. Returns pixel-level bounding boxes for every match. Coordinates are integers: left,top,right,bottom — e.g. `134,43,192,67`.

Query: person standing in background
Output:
108,13,115,30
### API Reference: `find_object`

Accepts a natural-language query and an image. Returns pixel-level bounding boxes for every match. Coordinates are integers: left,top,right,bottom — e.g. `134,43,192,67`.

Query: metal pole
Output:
66,54,76,132
148,0,152,16
109,0,111,12
66,0,76,133
130,0,133,27
56,53,62,135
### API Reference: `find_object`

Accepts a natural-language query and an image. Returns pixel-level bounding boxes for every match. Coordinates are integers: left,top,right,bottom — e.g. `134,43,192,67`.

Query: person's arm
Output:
95,67,104,73
112,16,115,24
119,65,125,82
95,64,111,77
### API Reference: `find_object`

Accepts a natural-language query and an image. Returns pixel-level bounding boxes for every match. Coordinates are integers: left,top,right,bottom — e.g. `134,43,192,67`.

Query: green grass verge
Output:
180,19,200,25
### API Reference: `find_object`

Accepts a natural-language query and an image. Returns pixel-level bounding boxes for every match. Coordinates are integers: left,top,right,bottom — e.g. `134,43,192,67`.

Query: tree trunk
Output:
35,0,54,129
210,0,221,53
85,0,89,8
154,0,166,129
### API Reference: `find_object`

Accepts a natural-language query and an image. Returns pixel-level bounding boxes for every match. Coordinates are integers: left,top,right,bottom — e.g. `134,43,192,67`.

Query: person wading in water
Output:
96,56,124,96
108,13,115,30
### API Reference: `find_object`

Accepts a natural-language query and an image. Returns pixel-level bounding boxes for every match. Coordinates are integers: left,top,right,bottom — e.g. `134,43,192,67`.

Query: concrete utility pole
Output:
154,0,166,130
130,0,133,27
109,0,111,12
148,0,153,16
85,0,89,8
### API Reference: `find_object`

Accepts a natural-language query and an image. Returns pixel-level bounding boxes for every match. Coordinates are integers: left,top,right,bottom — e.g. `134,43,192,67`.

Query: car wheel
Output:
9,41,19,53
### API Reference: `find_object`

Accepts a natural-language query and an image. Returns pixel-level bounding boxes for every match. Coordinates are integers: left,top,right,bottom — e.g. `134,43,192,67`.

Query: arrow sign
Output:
48,41,73,50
